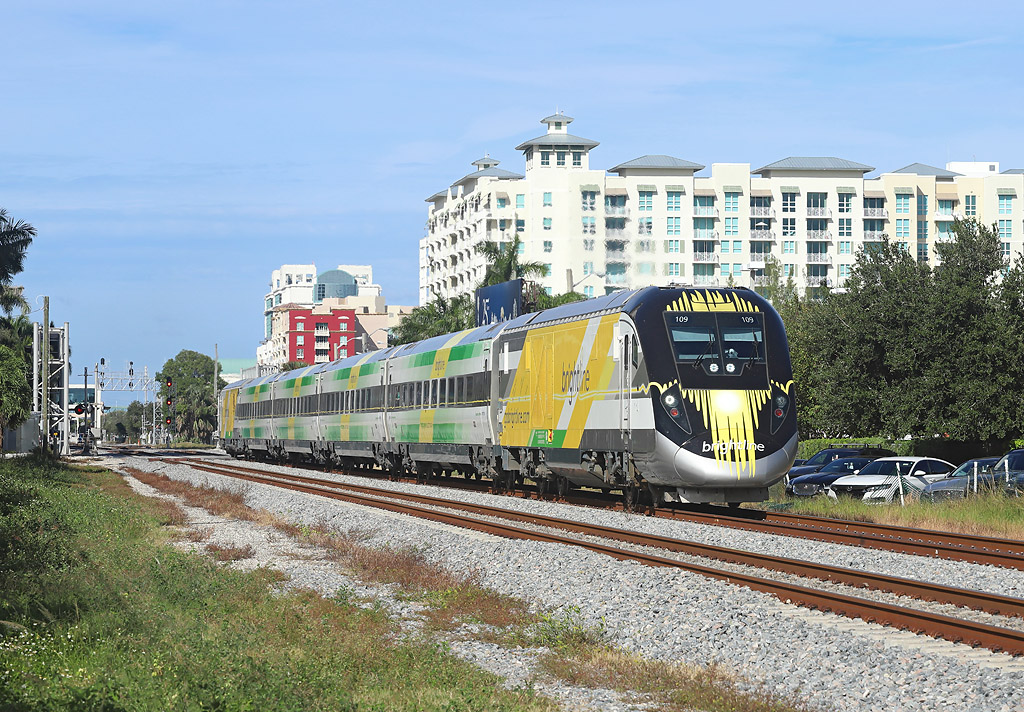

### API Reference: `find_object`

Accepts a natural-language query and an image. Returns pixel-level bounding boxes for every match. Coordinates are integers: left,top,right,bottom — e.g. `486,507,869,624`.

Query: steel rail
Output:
161,458,1024,654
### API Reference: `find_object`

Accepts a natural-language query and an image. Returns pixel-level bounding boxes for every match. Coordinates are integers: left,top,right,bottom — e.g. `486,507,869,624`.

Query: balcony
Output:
693,229,718,240
864,208,888,219
750,229,775,240
693,206,718,217
748,255,770,268
693,252,720,263
693,275,719,286
750,206,775,218
605,205,630,217
934,212,956,222
807,207,831,218
752,275,771,287
606,228,628,239
807,230,832,241
806,253,832,264
863,230,886,241
806,276,831,287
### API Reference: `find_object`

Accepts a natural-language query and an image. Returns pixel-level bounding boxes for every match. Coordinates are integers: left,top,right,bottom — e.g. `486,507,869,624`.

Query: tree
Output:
475,235,547,287
0,209,36,317
0,313,34,364
390,294,474,346
0,346,30,448
157,350,226,443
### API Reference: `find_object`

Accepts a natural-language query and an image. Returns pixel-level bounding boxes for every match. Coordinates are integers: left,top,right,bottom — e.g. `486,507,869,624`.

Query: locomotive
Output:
219,286,798,505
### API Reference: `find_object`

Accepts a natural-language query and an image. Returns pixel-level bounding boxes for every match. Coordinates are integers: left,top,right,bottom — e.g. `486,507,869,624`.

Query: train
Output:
218,286,799,506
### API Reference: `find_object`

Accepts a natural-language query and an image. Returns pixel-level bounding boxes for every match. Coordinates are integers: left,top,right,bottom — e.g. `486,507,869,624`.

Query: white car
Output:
826,456,955,502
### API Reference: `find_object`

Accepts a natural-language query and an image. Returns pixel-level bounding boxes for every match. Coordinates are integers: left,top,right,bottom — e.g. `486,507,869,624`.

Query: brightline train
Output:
218,286,799,505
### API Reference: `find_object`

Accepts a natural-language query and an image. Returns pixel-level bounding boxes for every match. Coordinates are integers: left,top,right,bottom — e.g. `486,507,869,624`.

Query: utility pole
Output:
82,366,90,455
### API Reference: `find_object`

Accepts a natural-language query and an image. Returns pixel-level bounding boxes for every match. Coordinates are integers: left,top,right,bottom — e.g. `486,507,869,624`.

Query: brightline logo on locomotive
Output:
702,440,766,454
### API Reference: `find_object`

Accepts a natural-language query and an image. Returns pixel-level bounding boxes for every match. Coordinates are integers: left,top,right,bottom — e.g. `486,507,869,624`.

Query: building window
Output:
543,192,552,207
782,218,796,236
543,217,552,230
275,294,282,305
693,217,714,239
838,193,852,213
584,239,595,251
516,194,525,209
497,196,507,208
583,261,593,275
838,218,852,237
917,221,928,241
515,219,525,232
694,239,716,254
896,219,910,239
783,264,795,277
582,216,596,234
581,191,597,211
782,193,796,213
638,261,655,275
667,191,681,211
557,151,566,166
545,286,552,295
543,264,551,277
838,241,852,254
917,194,928,215
639,217,653,235
807,192,827,210
638,191,653,211
667,263,681,276
573,152,582,167
517,241,525,256
1002,242,1012,258
898,241,909,252
694,195,715,214
839,264,851,279
667,217,681,235
724,192,739,212
999,195,1014,214
999,220,1012,239
296,348,304,359
543,240,553,252
783,240,796,254
896,194,910,214
965,195,977,216
724,217,738,236
583,285,594,297
937,199,954,216
541,152,550,166
917,243,929,262
665,239,680,253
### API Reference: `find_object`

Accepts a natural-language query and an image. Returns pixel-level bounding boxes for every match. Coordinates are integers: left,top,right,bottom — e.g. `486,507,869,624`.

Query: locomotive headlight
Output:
663,394,677,407
774,395,788,408
709,363,720,373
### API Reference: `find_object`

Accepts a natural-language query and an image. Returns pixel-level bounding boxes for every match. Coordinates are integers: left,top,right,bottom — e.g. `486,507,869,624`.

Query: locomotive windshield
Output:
664,311,765,373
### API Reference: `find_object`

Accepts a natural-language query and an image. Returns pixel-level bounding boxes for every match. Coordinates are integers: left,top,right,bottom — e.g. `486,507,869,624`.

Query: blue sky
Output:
6,1,1023,399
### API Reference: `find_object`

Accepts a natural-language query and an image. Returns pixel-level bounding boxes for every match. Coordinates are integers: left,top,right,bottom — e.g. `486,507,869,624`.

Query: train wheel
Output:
624,484,641,512
727,501,742,509
536,477,549,498
556,476,570,499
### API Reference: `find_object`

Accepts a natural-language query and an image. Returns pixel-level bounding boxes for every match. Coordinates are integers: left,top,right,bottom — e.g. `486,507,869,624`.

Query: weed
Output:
205,543,256,561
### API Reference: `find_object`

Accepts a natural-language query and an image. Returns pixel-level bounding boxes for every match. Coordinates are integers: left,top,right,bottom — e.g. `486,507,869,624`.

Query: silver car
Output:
921,457,1000,501
827,456,955,502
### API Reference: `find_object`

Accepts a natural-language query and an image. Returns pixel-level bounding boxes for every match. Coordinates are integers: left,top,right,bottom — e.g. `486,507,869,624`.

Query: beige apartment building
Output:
419,114,1023,303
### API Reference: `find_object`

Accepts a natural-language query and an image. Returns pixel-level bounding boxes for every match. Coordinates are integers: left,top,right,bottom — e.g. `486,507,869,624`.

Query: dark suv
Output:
787,446,896,480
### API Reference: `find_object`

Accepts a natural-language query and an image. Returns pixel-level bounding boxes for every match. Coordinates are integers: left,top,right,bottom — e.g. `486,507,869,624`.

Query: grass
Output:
778,490,1024,540
0,455,552,711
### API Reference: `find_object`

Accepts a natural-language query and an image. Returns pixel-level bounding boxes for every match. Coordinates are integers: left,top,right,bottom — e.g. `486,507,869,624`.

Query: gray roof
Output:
890,163,962,178
1002,168,1024,174
452,166,524,186
753,157,875,174
514,132,599,151
541,113,573,124
425,189,448,203
471,155,500,168
610,154,705,172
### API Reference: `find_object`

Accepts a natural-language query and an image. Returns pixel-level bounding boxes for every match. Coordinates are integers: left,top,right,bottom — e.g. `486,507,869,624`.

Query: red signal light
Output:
165,417,172,425
166,378,173,388
74,404,85,415
774,408,784,417
165,398,172,406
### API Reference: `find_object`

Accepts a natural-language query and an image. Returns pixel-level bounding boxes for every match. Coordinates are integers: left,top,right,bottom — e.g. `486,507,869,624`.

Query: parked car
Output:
785,457,876,497
788,446,896,479
996,450,1024,495
921,457,1000,501
827,457,956,502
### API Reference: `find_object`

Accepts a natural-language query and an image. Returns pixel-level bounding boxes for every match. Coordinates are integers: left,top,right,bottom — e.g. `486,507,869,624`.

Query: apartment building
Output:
419,114,1024,302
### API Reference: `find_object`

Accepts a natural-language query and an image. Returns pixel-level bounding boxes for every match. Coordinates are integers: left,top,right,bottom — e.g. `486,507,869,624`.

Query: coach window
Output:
455,377,463,404
439,379,447,406
431,380,438,407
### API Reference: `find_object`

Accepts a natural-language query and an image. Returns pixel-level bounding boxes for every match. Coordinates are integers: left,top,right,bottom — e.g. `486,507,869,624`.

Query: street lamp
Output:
565,268,606,295
359,327,391,354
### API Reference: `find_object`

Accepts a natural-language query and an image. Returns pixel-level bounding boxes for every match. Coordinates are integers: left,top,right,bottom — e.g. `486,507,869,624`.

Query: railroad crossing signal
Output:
73,403,86,415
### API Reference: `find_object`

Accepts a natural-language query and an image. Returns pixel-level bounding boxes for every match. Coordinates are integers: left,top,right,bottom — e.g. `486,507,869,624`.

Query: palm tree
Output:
475,235,547,287
390,294,474,345
0,313,34,364
0,209,36,317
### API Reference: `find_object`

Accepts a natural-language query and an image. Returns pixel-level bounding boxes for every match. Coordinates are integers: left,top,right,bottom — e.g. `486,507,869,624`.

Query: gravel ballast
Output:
114,454,1024,712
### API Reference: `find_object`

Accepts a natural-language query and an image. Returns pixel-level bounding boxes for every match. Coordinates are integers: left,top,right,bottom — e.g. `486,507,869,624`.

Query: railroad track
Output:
157,453,1024,571
155,457,1024,656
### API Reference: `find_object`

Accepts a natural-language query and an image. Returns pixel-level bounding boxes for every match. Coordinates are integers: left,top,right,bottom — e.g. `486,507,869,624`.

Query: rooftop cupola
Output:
471,154,501,170
541,112,573,134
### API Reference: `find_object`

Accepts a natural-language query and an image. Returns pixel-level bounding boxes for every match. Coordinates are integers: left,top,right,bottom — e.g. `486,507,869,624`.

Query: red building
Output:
287,305,357,364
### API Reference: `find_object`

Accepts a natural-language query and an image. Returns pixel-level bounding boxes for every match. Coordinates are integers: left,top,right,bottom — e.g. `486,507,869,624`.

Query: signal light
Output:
166,397,172,407
774,408,784,417
74,404,85,415
166,378,173,388
165,417,172,425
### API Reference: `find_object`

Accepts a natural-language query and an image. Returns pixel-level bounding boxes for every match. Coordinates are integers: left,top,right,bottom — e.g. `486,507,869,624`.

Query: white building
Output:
420,114,1024,302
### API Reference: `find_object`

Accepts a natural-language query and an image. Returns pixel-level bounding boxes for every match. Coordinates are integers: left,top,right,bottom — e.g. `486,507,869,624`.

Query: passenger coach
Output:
219,286,798,505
